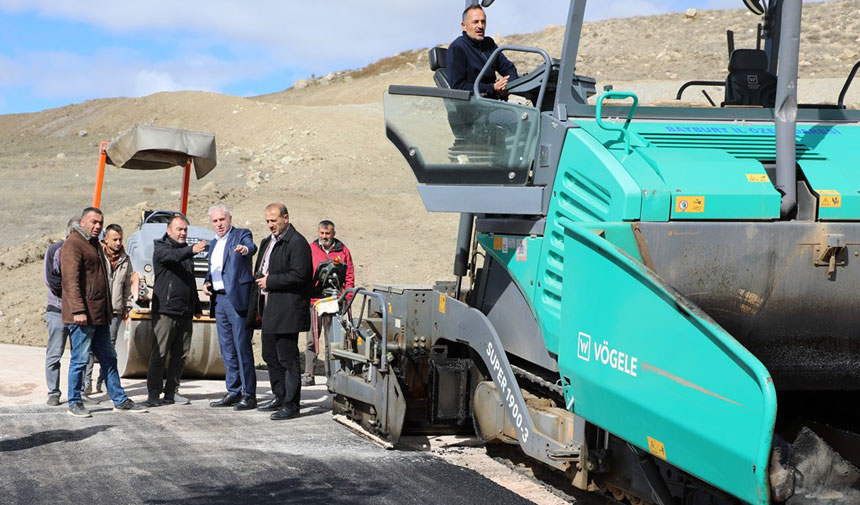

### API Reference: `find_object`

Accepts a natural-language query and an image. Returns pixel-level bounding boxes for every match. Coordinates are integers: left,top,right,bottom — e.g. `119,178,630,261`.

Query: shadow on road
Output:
145,475,390,505
0,425,115,452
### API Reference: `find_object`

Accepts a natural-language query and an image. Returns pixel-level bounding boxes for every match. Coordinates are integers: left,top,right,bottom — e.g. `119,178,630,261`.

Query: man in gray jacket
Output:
88,223,133,393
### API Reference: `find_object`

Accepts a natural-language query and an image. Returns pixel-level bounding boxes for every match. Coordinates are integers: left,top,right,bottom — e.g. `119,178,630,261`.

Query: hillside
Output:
1,0,859,347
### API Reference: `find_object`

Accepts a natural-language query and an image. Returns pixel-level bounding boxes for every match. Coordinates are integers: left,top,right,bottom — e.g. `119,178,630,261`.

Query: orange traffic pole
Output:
92,141,109,208
180,158,192,216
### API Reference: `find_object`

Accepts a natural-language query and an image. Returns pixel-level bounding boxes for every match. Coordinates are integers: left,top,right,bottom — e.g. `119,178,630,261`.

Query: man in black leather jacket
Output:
148,214,206,407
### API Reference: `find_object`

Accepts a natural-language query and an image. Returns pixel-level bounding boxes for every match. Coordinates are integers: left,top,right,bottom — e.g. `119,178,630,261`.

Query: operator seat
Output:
429,47,451,89
722,49,777,107
428,46,498,163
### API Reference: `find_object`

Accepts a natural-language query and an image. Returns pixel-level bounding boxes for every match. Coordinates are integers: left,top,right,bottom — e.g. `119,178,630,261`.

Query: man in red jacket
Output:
304,220,354,385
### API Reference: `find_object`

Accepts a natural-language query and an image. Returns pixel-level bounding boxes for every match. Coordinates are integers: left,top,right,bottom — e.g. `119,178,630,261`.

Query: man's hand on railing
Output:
494,75,510,98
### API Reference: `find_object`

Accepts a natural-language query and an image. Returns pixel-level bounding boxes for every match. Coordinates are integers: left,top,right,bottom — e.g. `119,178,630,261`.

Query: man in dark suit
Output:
251,203,313,421
203,204,258,410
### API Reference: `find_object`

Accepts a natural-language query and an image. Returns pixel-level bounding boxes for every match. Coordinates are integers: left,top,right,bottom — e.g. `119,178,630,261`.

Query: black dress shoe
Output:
233,396,257,411
270,406,300,421
256,397,284,411
209,393,240,407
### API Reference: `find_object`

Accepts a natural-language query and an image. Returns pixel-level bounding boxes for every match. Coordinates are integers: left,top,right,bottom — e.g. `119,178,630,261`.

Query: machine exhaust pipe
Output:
774,0,802,218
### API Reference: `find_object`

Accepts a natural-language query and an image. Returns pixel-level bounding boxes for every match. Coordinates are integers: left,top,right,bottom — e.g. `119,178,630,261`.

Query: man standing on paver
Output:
44,216,88,406
61,207,147,417
252,203,313,421
203,204,258,410
147,214,206,407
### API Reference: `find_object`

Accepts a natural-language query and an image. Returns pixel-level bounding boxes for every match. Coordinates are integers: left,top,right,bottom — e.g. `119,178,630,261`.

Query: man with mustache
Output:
251,203,313,421
304,220,354,386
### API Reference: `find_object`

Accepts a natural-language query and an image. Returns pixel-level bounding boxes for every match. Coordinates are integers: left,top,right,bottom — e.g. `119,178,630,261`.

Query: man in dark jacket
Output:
61,207,146,417
147,214,206,407
446,4,518,99
251,203,313,421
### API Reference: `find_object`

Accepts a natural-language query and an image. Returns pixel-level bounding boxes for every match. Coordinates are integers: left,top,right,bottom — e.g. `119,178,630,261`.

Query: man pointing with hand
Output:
204,204,258,410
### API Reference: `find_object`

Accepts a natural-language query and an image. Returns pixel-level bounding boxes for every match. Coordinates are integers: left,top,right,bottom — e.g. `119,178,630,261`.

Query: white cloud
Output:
0,48,269,100
0,1,679,71
133,70,185,96
0,0,778,111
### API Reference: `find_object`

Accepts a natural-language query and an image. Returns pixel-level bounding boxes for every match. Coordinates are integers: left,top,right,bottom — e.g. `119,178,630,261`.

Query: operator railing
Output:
474,45,551,170
475,45,553,110
838,59,860,109
329,287,389,373
675,80,725,101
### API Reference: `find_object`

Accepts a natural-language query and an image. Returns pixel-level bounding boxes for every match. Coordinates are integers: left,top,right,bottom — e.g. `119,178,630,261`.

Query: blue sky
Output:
0,0,769,114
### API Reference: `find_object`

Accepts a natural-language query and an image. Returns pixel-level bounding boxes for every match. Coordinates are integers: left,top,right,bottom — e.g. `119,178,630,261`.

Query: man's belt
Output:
213,289,227,295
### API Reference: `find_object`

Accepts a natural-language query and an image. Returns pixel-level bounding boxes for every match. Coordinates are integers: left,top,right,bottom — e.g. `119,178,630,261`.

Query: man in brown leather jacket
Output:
61,207,146,417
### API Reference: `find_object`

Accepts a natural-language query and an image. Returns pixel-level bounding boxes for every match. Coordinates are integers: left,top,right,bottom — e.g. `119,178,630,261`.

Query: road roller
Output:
326,1,860,503
91,124,224,379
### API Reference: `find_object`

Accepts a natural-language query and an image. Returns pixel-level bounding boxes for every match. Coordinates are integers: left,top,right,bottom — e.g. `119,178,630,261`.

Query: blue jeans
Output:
86,315,123,386
215,297,256,396
45,311,69,397
67,324,128,405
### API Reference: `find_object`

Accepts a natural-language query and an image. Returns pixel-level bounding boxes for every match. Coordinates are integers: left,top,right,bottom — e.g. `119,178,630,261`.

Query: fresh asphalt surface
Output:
1,388,534,505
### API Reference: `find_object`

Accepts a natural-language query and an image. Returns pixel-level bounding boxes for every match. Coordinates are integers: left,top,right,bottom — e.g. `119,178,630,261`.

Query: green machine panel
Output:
554,218,776,505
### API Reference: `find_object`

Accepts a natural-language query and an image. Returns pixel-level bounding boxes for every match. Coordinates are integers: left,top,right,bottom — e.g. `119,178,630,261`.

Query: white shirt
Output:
209,227,232,291
260,227,289,295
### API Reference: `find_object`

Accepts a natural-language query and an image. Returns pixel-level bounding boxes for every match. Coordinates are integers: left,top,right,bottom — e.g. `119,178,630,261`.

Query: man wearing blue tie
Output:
203,204,259,410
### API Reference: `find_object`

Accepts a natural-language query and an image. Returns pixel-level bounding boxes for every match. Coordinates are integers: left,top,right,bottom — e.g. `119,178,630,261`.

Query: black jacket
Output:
446,32,518,99
152,233,201,317
250,225,313,334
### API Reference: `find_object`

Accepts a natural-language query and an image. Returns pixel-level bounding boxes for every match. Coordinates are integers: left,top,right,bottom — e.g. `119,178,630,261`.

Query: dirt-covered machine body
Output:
328,1,860,504
92,124,224,378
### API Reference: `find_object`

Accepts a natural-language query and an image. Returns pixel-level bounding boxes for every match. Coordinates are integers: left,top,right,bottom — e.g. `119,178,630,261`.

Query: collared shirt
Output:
260,226,290,294
209,227,232,291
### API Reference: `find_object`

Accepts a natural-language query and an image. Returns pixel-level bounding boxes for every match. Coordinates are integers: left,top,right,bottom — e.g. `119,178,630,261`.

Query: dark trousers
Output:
262,332,301,409
148,312,192,398
214,296,256,396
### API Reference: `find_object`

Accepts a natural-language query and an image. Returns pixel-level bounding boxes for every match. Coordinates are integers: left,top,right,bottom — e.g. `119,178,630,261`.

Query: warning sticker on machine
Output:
818,190,842,208
493,237,503,250
647,436,667,460
674,196,705,213
746,174,770,183
515,239,527,262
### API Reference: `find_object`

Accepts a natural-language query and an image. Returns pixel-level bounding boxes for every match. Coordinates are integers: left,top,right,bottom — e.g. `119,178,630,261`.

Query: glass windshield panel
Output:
384,92,540,185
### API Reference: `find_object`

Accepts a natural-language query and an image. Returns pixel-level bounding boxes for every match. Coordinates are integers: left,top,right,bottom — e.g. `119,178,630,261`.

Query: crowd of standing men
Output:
44,202,354,421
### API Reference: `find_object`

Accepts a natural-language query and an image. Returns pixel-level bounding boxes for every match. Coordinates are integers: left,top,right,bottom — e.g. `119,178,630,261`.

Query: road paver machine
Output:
327,0,860,503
